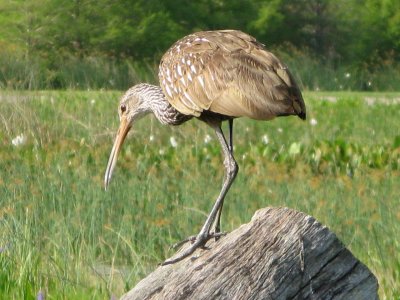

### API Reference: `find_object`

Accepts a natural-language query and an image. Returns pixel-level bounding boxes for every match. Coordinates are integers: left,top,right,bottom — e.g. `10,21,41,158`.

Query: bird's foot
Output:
162,232,227,266
170,231,227,250
169,235,197,250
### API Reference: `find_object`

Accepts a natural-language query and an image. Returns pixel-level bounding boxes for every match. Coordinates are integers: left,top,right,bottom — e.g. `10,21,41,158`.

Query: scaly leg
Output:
162,121,238,265
213,119,235,235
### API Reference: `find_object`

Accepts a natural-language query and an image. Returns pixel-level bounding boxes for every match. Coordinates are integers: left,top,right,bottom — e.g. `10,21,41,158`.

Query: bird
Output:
104,30,306,265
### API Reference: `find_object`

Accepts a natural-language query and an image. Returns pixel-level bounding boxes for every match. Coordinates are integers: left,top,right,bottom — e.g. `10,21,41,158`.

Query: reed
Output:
0,90,399,299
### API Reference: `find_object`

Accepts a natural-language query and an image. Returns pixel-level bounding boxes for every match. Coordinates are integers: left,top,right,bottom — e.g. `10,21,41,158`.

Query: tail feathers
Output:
276,111,306,120
276,93,306,120
292,92,306,120
298,110,306,120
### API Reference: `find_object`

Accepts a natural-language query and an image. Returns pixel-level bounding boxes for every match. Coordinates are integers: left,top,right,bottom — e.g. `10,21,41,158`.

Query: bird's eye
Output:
120,104,127,113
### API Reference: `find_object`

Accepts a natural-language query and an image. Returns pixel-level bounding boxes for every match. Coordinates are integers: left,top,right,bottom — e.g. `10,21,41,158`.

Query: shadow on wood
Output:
121,207,378,300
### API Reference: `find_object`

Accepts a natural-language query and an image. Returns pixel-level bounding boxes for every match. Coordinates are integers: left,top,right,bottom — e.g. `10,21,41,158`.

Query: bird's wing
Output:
159,30,306,120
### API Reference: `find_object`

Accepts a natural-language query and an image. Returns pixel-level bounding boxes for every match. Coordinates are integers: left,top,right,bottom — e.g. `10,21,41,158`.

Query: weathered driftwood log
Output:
121,207,379,300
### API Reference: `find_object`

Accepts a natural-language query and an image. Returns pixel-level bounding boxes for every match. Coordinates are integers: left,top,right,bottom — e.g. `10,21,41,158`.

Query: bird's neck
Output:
141,83,192,126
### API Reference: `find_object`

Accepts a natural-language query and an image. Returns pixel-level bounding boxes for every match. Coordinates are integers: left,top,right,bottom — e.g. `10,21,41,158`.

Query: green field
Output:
0,90,399,299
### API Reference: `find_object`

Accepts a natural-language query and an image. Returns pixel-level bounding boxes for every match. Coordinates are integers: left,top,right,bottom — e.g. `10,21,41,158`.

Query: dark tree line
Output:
0,0,399,89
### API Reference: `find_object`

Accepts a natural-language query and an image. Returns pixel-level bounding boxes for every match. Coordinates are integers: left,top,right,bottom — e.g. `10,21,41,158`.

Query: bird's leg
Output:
213,119,234,236
162,123,238,265
228,119,234,152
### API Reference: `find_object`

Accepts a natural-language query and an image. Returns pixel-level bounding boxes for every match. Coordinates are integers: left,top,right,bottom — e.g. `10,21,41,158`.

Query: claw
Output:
162,232,227,266
211,231,227,239
169,235,197,250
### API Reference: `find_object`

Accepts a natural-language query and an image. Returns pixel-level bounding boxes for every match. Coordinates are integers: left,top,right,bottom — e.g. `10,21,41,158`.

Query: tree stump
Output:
121,207,379,300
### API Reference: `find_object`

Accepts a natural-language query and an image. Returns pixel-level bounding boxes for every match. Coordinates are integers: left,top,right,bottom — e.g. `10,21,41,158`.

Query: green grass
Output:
0,90,399,299
2,48,400,91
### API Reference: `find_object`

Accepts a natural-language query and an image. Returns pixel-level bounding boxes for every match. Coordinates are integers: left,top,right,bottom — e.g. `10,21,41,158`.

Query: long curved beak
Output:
104,115,131,190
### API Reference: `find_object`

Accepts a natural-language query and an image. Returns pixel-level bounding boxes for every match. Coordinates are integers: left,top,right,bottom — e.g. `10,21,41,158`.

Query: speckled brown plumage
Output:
159,30,306,120
105,30,307,266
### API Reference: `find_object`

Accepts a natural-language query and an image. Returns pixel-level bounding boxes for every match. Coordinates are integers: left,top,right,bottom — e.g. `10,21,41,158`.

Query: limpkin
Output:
104,30,306,265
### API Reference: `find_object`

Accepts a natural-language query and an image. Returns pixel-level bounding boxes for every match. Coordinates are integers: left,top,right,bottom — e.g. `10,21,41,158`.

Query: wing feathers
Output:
159,30,306,120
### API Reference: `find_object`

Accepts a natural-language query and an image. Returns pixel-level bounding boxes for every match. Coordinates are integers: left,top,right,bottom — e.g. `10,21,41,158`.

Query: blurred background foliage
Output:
0,0,399,90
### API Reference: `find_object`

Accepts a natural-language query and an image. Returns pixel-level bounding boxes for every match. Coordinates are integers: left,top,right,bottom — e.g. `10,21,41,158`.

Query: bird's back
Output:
159,30,306,121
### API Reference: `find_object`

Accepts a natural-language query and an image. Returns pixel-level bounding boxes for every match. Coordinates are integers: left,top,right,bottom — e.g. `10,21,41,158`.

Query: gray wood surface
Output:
121,207,378,300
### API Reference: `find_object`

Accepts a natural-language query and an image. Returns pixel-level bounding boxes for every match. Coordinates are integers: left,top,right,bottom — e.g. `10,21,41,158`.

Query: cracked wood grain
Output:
121,207,378,300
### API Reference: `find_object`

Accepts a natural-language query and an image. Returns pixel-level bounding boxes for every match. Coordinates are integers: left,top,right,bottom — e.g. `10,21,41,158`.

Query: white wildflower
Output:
261,134,269,145
277,128,283,133
149,135,154,142
325,96,337,103
90,99,96,105
366,97,375,106
204,134,212,144
289,142,301,155
169,136,178,148
345,73,351,78
11,134,26,147
159,148,165,155
310,118,318,126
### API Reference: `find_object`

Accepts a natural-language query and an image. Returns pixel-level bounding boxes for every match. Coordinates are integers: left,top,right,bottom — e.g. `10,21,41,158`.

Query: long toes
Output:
169,235,197,250
210,231,228,241
162,240,203,265
211,231,227,238
162,232,227,265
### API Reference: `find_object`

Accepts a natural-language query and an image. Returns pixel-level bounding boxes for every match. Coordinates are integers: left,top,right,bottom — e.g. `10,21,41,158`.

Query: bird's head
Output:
104,84,152,189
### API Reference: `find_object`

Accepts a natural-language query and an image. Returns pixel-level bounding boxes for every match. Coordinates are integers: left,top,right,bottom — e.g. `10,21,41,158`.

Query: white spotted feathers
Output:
158,30,306,120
